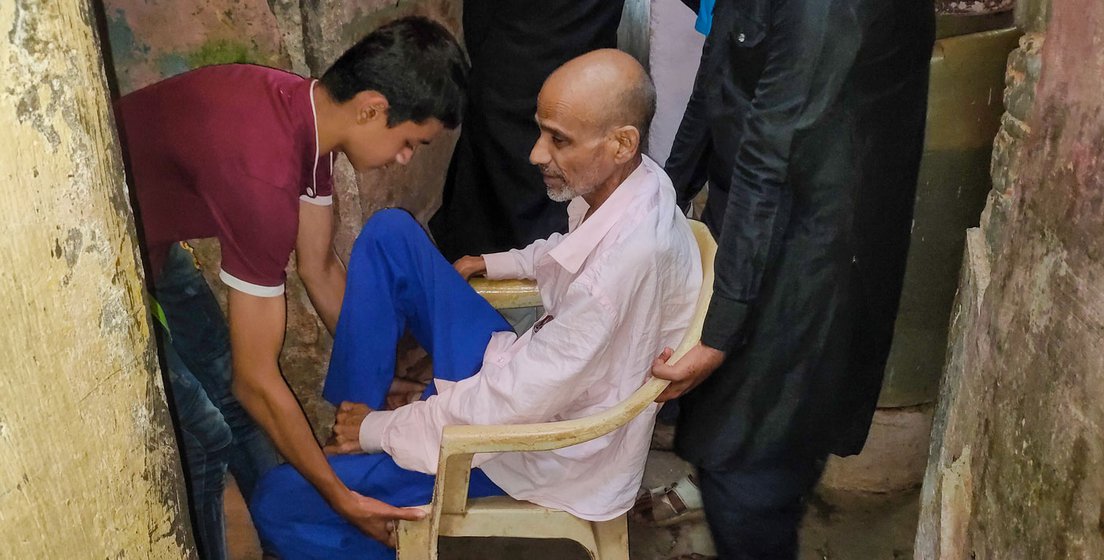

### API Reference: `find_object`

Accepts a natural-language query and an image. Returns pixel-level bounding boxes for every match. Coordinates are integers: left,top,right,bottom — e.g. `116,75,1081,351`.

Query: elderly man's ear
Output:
610,126,642,163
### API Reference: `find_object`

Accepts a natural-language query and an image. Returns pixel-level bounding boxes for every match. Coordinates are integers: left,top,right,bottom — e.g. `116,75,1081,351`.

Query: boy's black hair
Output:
321,16,469,129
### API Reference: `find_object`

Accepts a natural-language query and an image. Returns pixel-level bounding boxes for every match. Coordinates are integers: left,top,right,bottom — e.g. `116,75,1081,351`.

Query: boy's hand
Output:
331,490,426,547
324,401,373,455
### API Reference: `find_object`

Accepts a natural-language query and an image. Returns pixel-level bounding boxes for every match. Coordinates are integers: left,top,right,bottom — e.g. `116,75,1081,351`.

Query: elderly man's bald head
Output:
530,50,656,207
543,49,656,145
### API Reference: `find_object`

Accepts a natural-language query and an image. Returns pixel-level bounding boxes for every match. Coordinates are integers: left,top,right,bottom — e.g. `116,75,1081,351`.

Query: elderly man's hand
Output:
324,401,373,455
453,255,487,280
652,343,727,402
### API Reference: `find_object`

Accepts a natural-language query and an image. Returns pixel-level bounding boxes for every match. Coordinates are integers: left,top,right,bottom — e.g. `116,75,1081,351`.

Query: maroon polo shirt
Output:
115,64,334,297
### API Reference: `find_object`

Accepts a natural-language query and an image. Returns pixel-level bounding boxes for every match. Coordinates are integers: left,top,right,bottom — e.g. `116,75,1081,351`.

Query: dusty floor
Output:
226,449,919,560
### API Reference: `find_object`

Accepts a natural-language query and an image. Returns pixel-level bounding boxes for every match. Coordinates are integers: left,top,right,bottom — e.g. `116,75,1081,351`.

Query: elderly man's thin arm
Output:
482,232,566,280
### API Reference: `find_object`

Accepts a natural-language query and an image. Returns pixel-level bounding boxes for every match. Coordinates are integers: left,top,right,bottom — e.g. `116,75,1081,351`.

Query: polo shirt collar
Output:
547,156,654,275
305,79,331,197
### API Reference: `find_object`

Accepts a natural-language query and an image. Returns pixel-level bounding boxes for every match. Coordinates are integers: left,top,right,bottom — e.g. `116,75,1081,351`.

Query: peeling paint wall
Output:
0,1,193,556
918,0,1104,556
100,0,461,438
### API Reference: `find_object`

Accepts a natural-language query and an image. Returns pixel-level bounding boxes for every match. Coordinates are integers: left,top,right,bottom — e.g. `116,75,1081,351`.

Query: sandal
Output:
631,473,705,527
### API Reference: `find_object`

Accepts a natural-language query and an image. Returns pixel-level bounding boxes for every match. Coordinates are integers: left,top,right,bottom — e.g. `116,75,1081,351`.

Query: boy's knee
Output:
180,403,233,459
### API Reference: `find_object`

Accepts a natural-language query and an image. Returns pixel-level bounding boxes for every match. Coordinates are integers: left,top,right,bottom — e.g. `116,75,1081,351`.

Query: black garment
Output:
668,0,934,470
698,459,827,560
429,1,625,262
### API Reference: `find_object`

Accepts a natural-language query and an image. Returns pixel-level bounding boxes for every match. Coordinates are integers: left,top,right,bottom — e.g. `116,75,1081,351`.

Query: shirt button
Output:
737,33,746,43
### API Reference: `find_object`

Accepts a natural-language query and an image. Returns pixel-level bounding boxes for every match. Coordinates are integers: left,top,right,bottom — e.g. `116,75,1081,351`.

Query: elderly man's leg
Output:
323,208,512,407
251,209,509,558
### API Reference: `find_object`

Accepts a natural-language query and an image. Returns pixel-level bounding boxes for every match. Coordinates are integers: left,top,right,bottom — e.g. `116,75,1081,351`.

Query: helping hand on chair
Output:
652,343,727,402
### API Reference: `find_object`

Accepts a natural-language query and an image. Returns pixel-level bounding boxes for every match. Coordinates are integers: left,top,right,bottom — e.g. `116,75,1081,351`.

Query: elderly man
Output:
250,49,701,560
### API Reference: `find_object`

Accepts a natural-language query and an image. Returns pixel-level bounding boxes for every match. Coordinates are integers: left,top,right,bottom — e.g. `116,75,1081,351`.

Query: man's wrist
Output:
359,410,391,453
700,295,750,352
482,252,516,280
317,477,353,508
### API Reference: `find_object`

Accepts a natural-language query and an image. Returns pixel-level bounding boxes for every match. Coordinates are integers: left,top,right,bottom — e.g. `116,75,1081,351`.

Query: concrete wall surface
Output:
0,1,193,556
917,0,1104,556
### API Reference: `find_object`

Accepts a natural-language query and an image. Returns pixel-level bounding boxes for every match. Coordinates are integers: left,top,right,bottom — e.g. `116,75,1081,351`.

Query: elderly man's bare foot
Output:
385,378,426,410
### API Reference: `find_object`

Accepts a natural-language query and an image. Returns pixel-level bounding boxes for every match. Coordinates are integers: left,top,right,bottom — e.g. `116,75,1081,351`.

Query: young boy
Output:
113,17,467,558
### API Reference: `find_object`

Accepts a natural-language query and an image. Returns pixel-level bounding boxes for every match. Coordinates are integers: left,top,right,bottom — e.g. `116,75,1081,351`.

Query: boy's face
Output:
344,116,444,171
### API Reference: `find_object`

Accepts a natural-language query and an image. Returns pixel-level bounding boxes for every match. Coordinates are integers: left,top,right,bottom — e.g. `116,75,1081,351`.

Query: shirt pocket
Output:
728,12,766,49
724,11,769,101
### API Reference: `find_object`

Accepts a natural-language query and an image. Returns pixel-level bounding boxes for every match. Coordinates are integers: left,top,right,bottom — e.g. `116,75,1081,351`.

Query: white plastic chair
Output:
396,220,716,559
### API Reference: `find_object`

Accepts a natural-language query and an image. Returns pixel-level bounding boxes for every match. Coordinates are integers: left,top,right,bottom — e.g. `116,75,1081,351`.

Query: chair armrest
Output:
469,278,541,310
439,376,669,456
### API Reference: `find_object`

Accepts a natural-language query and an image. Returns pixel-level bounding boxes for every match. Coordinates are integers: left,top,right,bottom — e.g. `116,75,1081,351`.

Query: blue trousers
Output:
251,209,510,560
155,243,281,560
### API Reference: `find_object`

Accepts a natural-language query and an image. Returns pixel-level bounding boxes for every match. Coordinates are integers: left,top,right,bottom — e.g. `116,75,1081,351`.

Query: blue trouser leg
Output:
323,208,513,407
154,243,281,558
253,209,510,560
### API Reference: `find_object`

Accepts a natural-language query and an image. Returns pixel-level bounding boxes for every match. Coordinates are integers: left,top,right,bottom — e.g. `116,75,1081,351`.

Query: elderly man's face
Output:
529,89,618,202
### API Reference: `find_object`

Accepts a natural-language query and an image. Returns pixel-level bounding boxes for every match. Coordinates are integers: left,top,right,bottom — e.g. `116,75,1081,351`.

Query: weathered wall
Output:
101,0,461,438
917,0,1104,556
0,1,192,556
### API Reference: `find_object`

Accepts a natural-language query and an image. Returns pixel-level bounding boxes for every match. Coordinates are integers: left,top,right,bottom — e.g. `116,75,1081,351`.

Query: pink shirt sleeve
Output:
483,232,565,280
359,281,618,474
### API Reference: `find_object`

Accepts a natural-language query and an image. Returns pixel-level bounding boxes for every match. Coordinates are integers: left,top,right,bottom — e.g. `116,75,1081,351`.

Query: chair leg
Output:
396,517,436,560
591,515,629,560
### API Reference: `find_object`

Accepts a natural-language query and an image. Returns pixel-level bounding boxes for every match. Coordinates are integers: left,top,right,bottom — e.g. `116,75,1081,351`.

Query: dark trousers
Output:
698,456,827,560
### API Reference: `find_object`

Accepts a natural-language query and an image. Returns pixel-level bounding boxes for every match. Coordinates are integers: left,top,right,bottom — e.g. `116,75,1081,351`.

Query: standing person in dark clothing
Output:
429,0,626,262
647,0,935,557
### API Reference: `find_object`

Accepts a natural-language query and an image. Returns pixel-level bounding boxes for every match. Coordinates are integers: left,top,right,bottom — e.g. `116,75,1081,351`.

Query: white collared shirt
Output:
360,155,701,521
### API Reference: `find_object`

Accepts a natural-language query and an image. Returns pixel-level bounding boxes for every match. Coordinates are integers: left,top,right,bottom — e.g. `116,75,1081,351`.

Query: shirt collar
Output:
307,80,321,196
547,155,656,274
